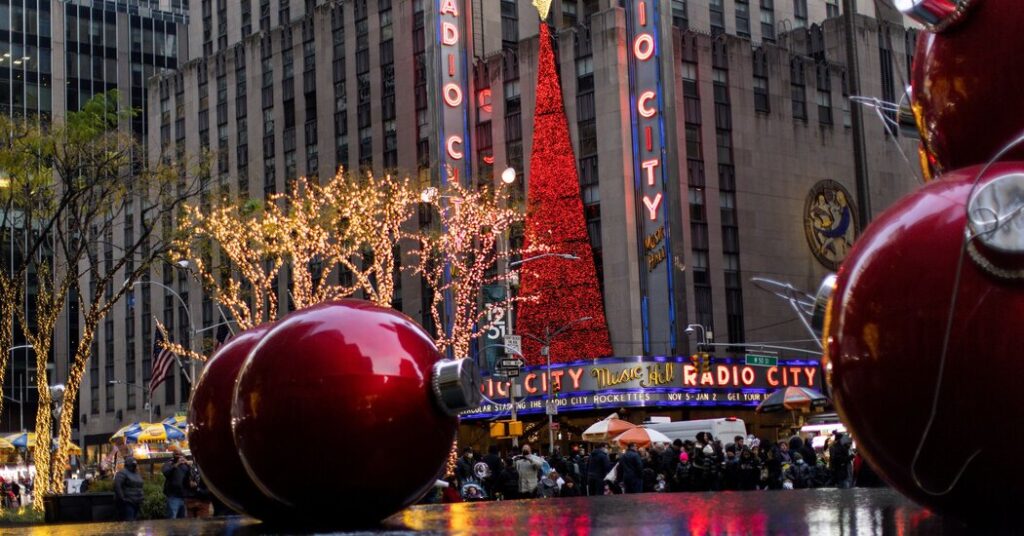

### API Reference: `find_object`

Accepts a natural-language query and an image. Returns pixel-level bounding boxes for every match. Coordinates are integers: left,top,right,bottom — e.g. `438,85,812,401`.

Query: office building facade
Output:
74,0,923,448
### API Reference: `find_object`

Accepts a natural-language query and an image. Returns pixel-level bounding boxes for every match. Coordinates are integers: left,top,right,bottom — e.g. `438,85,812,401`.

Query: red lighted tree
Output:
516,22,613,364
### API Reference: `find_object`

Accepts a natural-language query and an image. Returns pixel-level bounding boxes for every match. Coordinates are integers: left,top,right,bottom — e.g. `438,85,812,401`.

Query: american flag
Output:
149,332,176,398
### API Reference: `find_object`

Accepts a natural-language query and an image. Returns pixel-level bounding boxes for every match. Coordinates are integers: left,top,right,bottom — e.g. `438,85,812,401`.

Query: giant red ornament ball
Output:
231,300,459,526
187,322,291,519
911,0,1024,176
824,163,1024,524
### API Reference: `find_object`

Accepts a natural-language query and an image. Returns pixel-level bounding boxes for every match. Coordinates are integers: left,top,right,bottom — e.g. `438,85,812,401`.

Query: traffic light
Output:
700,352,712,374
553,379,562,398
690,354,699,369
490,420,524,439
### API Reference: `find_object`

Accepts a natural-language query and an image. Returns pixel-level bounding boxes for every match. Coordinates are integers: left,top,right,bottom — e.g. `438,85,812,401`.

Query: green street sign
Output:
745,353,778,367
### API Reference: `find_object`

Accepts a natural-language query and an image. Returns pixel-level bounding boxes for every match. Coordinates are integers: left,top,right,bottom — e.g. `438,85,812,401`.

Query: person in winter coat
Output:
482,445,504,497
660,440,682,490
784,452,813,489
737,448,761,491
499,458,520,500
674,451,692,492
765,446,784,490
829,432,854,488
114,458,145,521
514,445,544,497
722,448,740,490
586,444,613,497
162,451,191,518
620,443,644,494
455,447,476,487
559,476,582,497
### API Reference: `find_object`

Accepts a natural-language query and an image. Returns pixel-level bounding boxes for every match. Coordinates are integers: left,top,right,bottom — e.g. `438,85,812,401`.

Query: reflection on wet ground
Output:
2,488,982,535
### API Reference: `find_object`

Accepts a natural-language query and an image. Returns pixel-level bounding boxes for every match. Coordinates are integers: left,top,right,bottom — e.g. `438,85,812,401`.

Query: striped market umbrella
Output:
756,386,829,413
582,414,638,443
135,422,187,444
162,415,187,430
111,422,186,444
3,433,81,454
611,427,672,449
4,432,36,449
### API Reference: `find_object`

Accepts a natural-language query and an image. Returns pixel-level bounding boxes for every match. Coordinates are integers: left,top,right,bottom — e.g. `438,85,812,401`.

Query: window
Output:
760,0,775,43
735,0,750,37
794,0,808,28
791,58,806,121
826,0,840,18
672,0,688,29
501,0,518,44
816,62,832,125
753,50,769,113
817,89,832,125
709,0,724,36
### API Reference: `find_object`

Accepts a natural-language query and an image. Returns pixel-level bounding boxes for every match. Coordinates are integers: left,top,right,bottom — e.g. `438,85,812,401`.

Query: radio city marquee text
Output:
461,357,820,418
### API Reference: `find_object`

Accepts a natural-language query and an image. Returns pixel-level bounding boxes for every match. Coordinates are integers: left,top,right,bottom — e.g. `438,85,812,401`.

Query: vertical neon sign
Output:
626,0,677,355
429,0,474,356
432,0,473,187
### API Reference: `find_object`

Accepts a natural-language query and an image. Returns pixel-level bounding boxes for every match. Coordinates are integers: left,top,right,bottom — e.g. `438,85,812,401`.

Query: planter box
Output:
43,493,116,523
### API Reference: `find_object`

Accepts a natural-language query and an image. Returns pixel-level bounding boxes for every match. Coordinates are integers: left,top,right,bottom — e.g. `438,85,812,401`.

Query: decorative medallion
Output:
804,180,859,271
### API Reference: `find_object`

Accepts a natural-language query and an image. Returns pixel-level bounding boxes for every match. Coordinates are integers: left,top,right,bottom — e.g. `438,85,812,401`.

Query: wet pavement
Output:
2,488,983,535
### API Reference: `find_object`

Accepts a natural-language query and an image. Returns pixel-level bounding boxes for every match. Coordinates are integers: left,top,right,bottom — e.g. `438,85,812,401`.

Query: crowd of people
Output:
440,430,881,502
112,447,213,521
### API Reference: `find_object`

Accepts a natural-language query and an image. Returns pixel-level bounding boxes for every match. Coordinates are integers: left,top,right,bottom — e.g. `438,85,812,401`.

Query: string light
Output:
410,180,527,360
177,169,420,335
515,23,614,365
13,263,70,510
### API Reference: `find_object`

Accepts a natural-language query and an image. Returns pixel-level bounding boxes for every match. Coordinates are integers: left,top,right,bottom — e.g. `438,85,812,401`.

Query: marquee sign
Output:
461,356,822,419
429,0,473,186
626,0,678,355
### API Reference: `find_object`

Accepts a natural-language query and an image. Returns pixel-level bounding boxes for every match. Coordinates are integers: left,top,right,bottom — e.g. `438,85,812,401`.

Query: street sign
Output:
502,368,520,378
504,335,522,355
545,400,559,415
550,422,560,431
497,358,525,369
745,353,778,367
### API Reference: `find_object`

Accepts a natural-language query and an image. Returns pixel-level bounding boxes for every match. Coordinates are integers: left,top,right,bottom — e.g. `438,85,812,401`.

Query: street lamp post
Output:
109,380,152,422
684,324,711,351
524,316,593,456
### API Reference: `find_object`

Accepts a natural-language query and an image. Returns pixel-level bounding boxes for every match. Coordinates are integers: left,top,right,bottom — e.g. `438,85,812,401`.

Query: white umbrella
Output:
611,427,672,449
581,413,638,443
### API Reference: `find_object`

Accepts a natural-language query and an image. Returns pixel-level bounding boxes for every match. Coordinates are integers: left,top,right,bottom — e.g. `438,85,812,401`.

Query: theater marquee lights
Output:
461,356,823,419
626,0,677,355
431,0,473,186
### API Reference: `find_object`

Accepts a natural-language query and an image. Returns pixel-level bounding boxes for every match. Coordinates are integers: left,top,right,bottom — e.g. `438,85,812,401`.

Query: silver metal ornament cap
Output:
811,274,838,338
895,0,976,32
432,358,483,416
966,172,1024,279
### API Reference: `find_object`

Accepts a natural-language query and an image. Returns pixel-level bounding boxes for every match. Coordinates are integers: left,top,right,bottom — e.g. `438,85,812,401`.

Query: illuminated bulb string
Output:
911,129,1024,496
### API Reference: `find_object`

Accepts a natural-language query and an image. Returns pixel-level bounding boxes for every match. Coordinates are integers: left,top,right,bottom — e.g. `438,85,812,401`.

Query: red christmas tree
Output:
516,23,613,365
